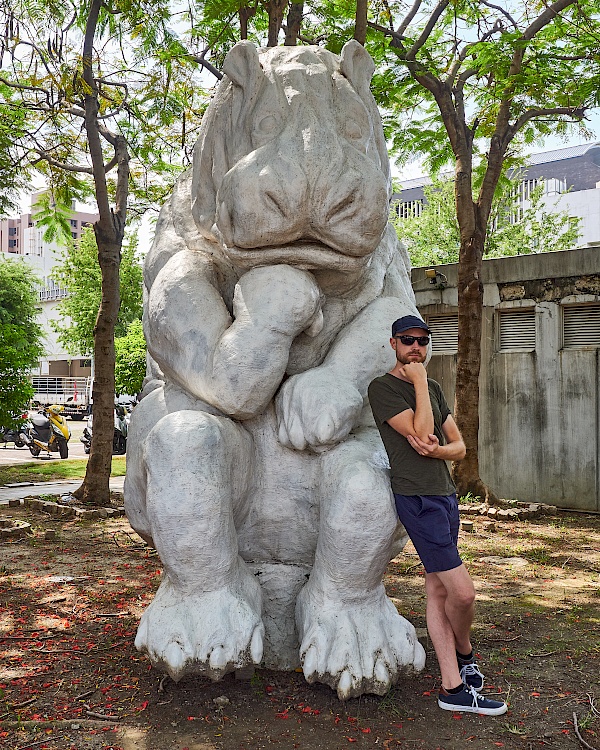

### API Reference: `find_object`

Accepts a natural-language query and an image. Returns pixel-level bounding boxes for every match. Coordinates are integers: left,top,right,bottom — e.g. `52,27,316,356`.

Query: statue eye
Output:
345,120,363,140
257,115,278,134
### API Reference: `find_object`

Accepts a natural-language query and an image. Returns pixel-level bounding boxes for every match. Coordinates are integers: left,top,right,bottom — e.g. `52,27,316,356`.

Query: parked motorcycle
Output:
21,404,71,459
80,404,129,455
0,410,29,448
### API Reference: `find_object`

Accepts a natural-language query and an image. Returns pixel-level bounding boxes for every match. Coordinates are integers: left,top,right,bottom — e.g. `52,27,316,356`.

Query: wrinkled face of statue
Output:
191,43,392,272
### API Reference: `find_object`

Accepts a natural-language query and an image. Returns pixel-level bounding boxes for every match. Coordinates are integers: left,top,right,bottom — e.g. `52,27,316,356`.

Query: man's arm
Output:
405,414,466,461
385,363,434,441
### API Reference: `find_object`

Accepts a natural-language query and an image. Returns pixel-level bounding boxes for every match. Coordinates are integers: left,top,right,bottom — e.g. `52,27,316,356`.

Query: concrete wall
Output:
412,246,600,510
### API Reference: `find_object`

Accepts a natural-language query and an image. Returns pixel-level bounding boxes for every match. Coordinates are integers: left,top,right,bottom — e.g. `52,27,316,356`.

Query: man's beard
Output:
396,350,426,365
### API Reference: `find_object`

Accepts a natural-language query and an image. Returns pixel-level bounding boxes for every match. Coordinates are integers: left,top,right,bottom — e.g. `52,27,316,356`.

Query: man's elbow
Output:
455,442,466,460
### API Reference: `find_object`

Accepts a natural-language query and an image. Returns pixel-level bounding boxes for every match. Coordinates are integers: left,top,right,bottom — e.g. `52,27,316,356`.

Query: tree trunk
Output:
354,0,368,45
72,0,128,506
267,0,288,46
451,219,498,503
74,234,121,505
284,0,303,45
239,5,256,40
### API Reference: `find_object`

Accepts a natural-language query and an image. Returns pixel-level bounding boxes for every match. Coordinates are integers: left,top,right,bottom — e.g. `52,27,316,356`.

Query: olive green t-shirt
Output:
368,373,455,496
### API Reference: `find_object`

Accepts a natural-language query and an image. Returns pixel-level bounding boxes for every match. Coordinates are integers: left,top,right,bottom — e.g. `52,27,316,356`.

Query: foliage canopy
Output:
0,257,44,429
114,318,147,396
395,177,583,267
51,228,143,356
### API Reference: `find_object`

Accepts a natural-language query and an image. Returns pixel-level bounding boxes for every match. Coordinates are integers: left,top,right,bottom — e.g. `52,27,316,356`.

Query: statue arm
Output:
320,296,405,397
146,252,321,419
276,295,414,451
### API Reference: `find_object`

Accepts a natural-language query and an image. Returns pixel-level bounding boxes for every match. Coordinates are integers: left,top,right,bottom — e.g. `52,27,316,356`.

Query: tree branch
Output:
186,52,223,80
0,76,49,95
406,0,450,60
480,0,518,30
522,0,577,41
32,149,93,174
395,0,422,38
512,105,586,134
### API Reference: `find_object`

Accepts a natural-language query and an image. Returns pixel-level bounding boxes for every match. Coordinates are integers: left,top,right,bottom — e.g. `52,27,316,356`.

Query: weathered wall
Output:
412,246,600,510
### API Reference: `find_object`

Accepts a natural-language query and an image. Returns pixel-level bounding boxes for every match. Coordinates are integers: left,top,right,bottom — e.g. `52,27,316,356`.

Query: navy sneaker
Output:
438,685,507,715
459,661,484,692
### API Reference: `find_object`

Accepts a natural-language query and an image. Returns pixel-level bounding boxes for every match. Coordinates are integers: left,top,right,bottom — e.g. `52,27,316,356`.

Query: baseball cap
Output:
391,315,431,336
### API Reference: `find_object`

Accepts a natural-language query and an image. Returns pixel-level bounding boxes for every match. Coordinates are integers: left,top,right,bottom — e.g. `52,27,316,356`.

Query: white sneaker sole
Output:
437,698,508,716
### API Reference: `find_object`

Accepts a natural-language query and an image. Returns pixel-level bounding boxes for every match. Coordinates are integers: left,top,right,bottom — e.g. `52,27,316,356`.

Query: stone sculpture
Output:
124,40,426,700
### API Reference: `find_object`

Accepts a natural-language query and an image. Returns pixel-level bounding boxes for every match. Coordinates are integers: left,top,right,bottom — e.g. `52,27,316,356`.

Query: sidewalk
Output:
0,475,125,505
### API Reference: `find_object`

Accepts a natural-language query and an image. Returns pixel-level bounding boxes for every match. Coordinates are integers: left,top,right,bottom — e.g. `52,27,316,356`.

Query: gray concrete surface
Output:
0,475,125,505
0,418,88,466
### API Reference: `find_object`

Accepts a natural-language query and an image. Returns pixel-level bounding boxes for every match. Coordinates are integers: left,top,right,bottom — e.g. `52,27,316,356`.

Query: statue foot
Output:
296,581,425,699
135,564,264,681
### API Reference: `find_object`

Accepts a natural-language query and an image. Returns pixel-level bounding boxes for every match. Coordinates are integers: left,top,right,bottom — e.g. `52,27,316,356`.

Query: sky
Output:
393,108,600,183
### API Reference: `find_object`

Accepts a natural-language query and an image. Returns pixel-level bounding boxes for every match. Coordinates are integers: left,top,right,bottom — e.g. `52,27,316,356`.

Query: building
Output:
412,245,600,511
395,142,600,248
0,192,98,377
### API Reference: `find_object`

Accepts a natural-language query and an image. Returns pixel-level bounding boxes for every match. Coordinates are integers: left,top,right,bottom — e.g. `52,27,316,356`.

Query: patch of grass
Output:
0,456,126,485
458,491,481,504
377,686,405,717
524,546,552,565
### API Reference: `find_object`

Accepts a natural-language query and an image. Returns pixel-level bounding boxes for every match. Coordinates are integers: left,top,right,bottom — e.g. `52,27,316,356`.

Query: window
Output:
71,232,78,239
563,304,600,348
8,239,17,248
70,219,78,227
427,314,458,353
8,227,17,235
396,200,424,219
497,309,536,351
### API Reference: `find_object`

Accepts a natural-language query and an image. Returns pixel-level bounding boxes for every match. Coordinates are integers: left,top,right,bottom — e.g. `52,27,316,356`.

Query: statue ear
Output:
340,39,375,98
221,41,265,156
222,40,264,90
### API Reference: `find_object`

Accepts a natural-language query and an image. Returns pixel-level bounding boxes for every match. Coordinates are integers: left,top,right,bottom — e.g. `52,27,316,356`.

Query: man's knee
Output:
448,577,476,610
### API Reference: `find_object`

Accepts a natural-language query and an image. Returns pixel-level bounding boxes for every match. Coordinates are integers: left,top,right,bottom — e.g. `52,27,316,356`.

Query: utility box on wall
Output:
412,245,600,511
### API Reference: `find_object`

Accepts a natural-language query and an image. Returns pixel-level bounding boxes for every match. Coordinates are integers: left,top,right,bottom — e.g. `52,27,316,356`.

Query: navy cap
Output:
392,315,431,336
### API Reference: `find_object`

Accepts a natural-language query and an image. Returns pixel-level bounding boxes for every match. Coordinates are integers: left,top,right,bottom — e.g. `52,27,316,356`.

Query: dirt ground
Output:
1,497,599,750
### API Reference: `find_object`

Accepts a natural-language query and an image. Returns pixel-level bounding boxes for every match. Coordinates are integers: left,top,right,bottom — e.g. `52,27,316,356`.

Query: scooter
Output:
21,404,71,459
0,410,29,448
80,404,128,455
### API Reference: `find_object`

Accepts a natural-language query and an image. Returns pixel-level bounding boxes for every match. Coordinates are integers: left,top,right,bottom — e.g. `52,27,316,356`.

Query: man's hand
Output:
407,416,466,462
407,433,440,457
398,362,428,385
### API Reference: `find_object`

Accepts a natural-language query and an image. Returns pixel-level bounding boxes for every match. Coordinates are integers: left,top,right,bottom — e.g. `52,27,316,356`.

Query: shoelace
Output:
465,684,482,707
460,663,483,679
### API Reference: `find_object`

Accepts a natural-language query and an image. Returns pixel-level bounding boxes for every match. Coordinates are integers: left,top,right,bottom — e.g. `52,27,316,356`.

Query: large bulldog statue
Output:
124,40,426,700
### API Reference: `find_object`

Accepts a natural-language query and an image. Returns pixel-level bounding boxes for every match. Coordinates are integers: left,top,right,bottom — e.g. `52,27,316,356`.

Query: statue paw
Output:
296,583,425,699
134,568,264,681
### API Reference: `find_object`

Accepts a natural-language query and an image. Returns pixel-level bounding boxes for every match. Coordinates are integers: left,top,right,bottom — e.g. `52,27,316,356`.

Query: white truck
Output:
30,377,92,420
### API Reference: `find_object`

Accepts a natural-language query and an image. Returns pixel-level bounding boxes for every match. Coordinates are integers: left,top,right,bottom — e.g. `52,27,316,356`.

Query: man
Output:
368,315,507,716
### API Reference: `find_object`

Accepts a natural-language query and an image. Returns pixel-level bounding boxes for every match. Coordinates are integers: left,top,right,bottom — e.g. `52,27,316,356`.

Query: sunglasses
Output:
395,335,430,346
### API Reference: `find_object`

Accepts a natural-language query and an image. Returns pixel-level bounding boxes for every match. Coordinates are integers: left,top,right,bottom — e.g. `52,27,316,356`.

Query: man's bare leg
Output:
425,565,475,689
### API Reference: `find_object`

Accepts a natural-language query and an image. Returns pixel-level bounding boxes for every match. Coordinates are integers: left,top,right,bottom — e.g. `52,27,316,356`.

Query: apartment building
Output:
0,192,98,377
395,142,600,248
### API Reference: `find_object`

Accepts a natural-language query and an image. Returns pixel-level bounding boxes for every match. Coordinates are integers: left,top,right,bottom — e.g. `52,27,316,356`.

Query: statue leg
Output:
134,410,264,681
296,429,425,699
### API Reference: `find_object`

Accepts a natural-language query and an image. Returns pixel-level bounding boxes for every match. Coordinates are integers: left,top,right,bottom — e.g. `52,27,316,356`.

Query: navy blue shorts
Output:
393,493,462,574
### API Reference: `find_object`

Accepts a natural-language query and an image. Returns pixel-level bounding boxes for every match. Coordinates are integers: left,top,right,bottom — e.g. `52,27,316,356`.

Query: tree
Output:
0,257,44,430
1,0,205,504
394,177,582,267
51,228,143,357
178,1,600,500
0,89,28,215
114,318,146,397
363,0,600,500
